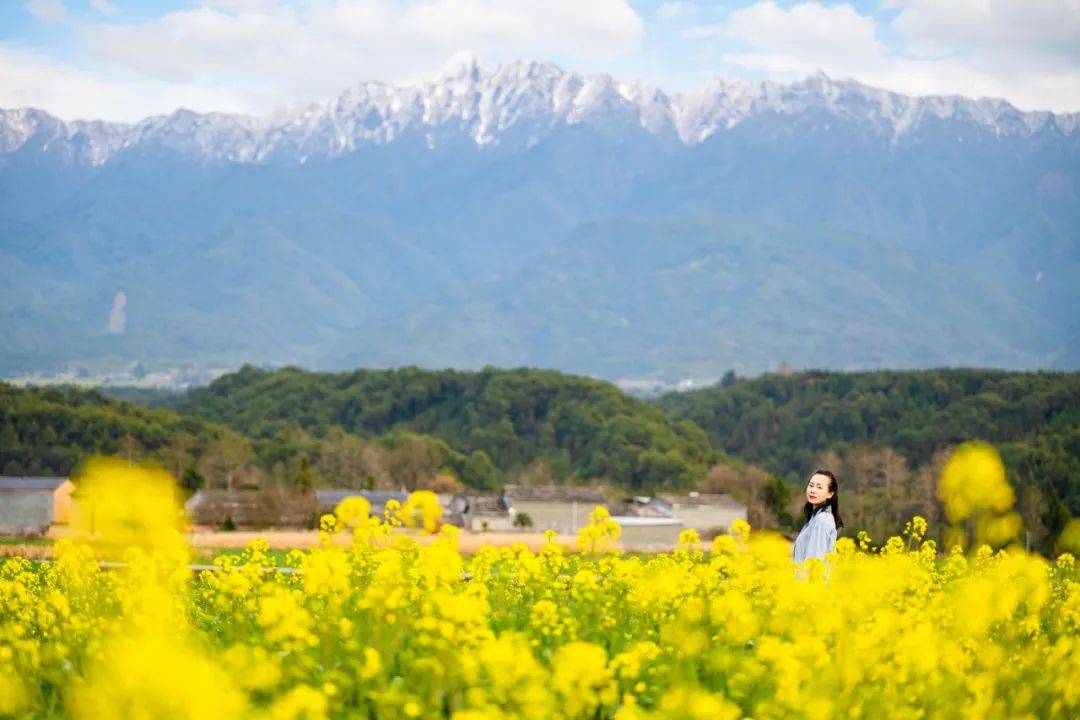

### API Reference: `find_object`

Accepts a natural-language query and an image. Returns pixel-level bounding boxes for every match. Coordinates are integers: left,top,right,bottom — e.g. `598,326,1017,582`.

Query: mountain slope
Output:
1,61,1077,378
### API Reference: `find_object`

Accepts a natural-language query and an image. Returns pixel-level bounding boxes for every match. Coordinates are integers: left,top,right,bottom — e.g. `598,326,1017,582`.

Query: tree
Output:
181,466,205,493
463,450,497,490
197,433,253,490
513,459,557,487
0,421,18,450
382,434,440,490
699,463,778,529
295,456,315,492
912,449,948,545
160,432,196,481
427,473,464,494
317,427,370,487
118,434,144,462
764,475,794,529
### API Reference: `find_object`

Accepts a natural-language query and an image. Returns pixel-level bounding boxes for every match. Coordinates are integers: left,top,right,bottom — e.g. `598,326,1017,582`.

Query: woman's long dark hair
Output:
803,469,844,529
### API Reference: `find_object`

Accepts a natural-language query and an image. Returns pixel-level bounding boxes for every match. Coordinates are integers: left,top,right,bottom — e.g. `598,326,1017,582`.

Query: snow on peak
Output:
1,61,1075,165
436,51,482,82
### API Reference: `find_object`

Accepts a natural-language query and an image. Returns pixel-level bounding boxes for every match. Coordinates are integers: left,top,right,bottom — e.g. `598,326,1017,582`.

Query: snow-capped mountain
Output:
2,59,1077,166
1,60,1078,379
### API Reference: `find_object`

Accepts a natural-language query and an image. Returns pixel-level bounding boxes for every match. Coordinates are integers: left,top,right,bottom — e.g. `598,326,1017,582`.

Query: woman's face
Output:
806,473,834,506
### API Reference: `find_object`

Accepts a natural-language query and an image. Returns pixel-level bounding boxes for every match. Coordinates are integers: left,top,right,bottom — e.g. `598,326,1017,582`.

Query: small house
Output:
656,492,746,537
187,487,318,528
607,493,747,548
316,489,409,519
609,496,683,548
500,485,608,533
444,492,512,531
0,476,74,536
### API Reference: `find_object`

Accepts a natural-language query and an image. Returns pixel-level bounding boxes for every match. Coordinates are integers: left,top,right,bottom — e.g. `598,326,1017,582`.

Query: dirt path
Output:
188,529,578,553
2,528,583,559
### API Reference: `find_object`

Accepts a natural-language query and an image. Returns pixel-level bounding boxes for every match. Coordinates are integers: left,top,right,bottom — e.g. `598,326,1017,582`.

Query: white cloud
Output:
26,0,70,23
77,0,643,114
89,0,118,15
890,0,1080,70
696,0,1080,112
7,0,1080,120
722,1,881,70
0,45,251,121
657,2,698,21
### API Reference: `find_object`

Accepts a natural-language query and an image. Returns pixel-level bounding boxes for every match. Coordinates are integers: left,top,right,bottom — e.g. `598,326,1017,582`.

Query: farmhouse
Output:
442,492,512,531
316,489,409,519
655,492,746,536
607,493,747,548
0,476,74,536
186,487,318,528
500,485,608,533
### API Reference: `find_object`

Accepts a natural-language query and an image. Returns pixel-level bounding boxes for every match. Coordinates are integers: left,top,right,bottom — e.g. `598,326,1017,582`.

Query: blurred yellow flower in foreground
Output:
70,631,248,720
71,456,184,553
333,496,371,529
1059,519,1080,555
938,442,1012,523
401,490,443,533
938,442,1023,548
2,450,1079,720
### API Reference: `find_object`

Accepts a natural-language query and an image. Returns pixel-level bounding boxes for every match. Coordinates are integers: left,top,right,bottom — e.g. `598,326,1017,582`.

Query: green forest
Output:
170,365,717,490
658,369,1080,549
2,367,1077,549
0,366,718,494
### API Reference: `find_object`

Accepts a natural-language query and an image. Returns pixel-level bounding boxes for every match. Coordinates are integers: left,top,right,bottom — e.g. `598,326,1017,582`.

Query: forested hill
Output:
0,383,234,480
656,369,1080,513
172,365,716,489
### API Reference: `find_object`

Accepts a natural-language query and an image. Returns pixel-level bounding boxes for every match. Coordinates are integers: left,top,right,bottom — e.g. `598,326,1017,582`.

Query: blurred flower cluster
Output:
1,455,1078,719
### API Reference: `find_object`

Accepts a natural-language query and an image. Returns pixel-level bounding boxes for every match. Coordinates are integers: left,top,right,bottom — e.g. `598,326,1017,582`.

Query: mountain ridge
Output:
3,60,1078,166
1,59,1077,379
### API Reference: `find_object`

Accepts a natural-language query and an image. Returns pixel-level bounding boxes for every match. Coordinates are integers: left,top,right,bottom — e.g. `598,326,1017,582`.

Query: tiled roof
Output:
656,493,743,509
459,493,508,514
316,489,409,506
610,497,676,518
0,476,69,491
502,485,607,503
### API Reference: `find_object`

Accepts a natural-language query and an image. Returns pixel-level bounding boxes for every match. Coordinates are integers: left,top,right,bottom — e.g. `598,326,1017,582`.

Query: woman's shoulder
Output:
815,507,836,529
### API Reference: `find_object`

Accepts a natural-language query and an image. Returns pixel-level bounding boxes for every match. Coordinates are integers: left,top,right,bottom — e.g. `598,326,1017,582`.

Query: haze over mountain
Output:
2,58,1077,380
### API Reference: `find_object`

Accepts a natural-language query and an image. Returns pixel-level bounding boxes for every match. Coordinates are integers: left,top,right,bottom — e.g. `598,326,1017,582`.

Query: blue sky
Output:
2,1,1078,120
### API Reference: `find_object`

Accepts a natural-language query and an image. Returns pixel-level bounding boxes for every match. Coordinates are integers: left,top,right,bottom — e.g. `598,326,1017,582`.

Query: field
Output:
2,453,1079,719
0,530,582,565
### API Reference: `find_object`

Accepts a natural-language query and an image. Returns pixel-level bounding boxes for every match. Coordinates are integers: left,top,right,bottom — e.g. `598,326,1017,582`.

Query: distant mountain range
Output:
2,59,1077,380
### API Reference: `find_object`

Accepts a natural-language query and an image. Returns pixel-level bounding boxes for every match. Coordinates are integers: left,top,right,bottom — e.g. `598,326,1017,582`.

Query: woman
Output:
791,469,844,564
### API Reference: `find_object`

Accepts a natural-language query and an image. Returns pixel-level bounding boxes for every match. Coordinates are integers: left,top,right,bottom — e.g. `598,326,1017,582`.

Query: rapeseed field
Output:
1,452,1078,719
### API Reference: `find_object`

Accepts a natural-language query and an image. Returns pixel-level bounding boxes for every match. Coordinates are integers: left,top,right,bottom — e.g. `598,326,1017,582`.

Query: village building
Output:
443,492,512,531
315,489,409,519
186,487,317,528
609,495,683,547
655,492,746,535
0,476,74,536
609,492,747,548
500,485,608,533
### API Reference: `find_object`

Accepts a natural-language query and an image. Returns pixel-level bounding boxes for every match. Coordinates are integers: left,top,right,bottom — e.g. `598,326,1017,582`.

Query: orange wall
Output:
52,480,75,524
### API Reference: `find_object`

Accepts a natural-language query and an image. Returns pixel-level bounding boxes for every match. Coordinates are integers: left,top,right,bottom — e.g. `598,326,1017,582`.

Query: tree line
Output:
657,369,1080,552
2,367,1077,551
1,366,720,494
0,384,506,493
168,365,717,490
